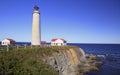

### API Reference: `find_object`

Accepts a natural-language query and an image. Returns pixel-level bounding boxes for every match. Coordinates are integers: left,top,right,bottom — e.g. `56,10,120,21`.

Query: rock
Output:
86,54,97,60
94,62,104,67
43,47,103,75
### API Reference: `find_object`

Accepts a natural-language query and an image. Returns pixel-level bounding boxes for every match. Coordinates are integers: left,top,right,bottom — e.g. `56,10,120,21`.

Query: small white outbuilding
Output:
1,38,15,46
51,38,67,46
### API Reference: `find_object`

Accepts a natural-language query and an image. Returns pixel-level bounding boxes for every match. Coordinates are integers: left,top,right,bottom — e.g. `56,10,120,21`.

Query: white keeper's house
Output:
1,38,15,46
51,38,67,46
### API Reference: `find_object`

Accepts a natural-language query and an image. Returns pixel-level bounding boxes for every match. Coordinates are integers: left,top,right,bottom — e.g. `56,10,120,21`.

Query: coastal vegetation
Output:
0,46,77,75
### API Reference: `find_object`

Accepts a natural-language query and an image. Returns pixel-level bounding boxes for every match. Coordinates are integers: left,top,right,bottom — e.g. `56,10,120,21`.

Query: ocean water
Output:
68,43,120,75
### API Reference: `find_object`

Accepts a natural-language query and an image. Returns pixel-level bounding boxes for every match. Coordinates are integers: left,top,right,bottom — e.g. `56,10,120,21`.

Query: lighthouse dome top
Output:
34,5,39,11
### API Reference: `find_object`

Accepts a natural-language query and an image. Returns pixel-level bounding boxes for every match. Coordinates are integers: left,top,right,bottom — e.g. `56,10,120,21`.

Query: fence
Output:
0,44,51,51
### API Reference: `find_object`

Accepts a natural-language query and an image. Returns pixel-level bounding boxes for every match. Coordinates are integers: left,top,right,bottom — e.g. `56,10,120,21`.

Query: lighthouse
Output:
32,5,41,46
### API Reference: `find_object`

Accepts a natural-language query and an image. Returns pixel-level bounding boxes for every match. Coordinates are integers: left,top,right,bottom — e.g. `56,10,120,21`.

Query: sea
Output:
68,43,120,75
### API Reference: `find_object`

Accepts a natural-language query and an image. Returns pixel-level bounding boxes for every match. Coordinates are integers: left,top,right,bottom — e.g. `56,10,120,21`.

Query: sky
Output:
0,0,120,44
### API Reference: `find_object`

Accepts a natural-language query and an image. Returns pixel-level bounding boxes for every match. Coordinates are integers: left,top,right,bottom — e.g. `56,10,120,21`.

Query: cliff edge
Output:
43,47,102,75
0,46,102,75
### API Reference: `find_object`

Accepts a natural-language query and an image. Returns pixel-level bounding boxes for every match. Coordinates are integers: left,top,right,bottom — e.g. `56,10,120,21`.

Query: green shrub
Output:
0,46,77,75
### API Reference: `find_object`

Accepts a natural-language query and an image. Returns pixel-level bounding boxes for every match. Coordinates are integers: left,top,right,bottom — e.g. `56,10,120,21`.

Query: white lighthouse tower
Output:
32,5,41,46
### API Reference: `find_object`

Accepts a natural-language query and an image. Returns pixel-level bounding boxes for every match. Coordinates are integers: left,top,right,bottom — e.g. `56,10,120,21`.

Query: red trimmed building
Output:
1,38,15,46
51,38,67,46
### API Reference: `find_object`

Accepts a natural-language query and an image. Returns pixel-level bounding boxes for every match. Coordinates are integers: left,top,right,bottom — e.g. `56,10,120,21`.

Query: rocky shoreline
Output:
82,54,103,74
42,47,103,75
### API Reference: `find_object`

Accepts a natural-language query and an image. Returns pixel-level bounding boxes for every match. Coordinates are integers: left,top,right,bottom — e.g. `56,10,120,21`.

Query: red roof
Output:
60,38,67,43
51,38,58,41
41,40,46,44
7,38,15,42
51,38,67,43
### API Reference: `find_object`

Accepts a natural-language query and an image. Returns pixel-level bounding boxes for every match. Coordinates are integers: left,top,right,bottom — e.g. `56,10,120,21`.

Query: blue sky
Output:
0,0,120,44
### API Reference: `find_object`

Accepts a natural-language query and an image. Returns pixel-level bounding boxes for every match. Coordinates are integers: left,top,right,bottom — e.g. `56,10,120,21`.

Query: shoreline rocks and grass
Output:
0,46,103,75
